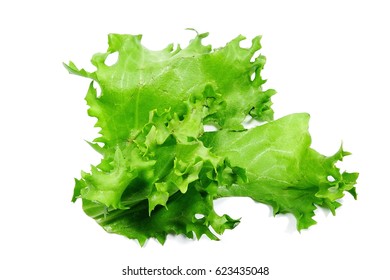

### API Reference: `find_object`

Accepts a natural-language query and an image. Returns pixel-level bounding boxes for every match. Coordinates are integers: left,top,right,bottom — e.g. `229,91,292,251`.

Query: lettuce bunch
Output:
65,31,358,245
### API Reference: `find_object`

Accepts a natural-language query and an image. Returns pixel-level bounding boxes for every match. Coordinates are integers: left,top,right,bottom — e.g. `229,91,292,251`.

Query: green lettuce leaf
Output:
71,97,244,243
64,31,275,147
202,113,358,230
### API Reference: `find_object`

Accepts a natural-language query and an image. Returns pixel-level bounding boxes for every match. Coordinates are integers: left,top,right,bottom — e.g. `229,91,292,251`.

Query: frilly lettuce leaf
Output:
64,31,275,147
202,113,358,230
66,32,358,245
72,98,244,243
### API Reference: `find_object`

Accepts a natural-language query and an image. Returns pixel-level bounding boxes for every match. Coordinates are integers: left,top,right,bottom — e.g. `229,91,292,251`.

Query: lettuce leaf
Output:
202,113,358,230
66,31,358,244
64,31,274,147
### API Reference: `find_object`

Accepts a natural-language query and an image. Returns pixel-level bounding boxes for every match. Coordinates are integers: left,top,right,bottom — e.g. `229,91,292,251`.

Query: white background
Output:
1,0,389,279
